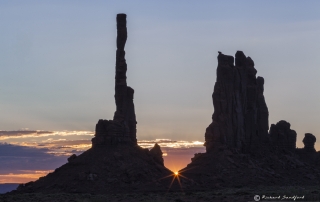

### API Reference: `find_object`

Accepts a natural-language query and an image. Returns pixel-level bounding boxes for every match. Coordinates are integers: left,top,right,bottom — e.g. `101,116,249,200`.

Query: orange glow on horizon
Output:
163,154,198,173
0,170,53,184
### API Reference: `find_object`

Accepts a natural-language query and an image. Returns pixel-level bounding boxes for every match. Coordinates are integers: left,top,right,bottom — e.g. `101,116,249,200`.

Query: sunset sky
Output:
0,130,205,183
1,1,320,183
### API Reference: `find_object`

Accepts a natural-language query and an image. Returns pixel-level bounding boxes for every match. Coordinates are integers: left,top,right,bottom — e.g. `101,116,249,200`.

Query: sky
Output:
1,1,320,183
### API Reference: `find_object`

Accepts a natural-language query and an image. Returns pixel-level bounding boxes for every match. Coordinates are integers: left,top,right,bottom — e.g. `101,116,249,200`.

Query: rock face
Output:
92,14,137,147
150,143,164,166
303,133,316,152
67,154,77,163
296,133,319,165
204,51,269,153
181,51,320,190
269,120,297,152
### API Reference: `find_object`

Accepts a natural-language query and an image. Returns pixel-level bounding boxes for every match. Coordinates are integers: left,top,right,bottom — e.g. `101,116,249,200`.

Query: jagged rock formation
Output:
150,143,164,166
269,120,297,152
12,13,174,195
92,13,137,147
180,51,320,190
296,133,320,165
67,154,77,163
204,51,269,153
303,133,316,152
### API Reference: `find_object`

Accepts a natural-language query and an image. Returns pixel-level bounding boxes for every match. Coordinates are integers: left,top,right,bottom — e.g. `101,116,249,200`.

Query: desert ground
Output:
1,186,320,202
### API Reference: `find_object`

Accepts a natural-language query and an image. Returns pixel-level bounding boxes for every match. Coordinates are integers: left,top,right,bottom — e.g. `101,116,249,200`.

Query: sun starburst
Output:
157,166,198,193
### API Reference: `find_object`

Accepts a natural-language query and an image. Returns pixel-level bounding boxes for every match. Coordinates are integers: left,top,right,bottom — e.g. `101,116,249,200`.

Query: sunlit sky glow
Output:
0,170,53,184
1,1,320,183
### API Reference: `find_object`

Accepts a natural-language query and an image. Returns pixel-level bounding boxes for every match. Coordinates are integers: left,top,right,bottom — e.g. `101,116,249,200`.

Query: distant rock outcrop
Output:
92,14,137,147
269,120,297,152
204,51,269,153
296,133,319,165
67,154,77,163
150,143,164,166
303,133,316,152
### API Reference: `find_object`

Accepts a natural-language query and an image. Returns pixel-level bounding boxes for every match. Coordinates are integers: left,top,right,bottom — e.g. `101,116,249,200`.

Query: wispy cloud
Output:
0,130,93,140
138,139,204,149
0,130,53,139
0,130,94,157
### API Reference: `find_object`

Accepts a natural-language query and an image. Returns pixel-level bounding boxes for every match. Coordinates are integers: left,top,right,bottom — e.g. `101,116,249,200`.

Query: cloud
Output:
0,130,53,138
138,139,204,149
0,143,67,175
0,130,93,140
0,130,94,155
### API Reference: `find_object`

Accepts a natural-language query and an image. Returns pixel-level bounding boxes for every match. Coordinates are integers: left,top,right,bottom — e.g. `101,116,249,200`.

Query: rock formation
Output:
269,120,297,152
149,143,164,166
204,51,269,153
92,13,137,147
303,133,316,152
180,51,320,190
7,16,320,196
12,13,173,195
296,133,319,165
67,154,77,163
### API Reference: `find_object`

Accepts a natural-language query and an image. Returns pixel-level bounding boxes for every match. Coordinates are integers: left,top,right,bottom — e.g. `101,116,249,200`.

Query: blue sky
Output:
1,1,320,149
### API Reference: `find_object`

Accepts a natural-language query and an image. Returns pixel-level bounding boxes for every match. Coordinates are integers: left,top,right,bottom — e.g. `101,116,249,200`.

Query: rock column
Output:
114,13,128,122
92,14,137,147
269,120,297,152
204,51,269,153
113,13,137,144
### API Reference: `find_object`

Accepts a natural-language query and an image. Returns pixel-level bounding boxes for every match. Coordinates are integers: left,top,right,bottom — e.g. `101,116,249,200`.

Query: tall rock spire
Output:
113,13,137,143
92,13,137,147
204,51,269,153
114,13,128,120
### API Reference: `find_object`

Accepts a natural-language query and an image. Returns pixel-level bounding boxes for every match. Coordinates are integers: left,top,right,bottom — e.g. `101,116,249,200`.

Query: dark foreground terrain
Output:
1,186,320,202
